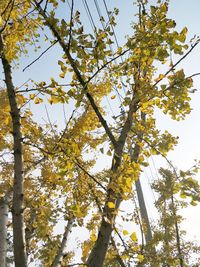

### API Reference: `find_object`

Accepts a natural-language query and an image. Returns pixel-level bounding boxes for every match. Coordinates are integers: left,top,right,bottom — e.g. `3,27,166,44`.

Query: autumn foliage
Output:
0,1,200,267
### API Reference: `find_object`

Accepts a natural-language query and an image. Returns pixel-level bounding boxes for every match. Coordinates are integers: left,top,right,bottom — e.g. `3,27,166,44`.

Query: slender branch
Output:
170,187,184,267
33,0,117,148
44,0,49,12
110,237,126,267
86,48,130,84
23,40,58,72
74,158,107,191
51,218,74,267
187,72,200,79
153,40,200,88
1,0,13,16
0,0,15,34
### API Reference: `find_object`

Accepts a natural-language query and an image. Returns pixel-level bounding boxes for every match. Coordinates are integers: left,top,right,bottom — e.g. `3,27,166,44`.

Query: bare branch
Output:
23,40,58,72
51,218,74,267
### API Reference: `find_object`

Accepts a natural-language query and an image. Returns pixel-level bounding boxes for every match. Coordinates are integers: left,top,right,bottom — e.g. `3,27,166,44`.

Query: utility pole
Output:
130,112,153,245
130,149,153,244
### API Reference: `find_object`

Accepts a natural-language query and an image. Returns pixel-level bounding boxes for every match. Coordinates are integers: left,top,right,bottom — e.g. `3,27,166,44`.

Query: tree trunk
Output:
51,218,74,267
86,154,122,267
0,36,27,267
0,193,11,267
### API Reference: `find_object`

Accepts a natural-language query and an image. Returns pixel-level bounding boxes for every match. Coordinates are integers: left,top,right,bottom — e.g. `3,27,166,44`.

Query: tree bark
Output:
0,36,27,267
51,218,74,267
87,102,138,267
0,192,11,267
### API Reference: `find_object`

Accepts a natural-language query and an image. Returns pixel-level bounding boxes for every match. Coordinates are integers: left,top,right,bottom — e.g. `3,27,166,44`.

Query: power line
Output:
81,0,124,118
92,0,126,110
82,0,96,30
102,0,120,48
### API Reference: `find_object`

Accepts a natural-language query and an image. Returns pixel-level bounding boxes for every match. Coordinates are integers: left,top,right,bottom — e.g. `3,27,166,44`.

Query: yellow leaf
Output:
48,96,59,104
126,178,132,188
17,94,26,105
137,254,144,262
107,150,112,156
30,94,35,99
111,95,116,99
123,230,129,235
91,232,97,242
59,72,65,79
0,16,4,27
34,98,40,104
130,232,137,242
39,81,46,87
108,202,115,209
34,97,43,104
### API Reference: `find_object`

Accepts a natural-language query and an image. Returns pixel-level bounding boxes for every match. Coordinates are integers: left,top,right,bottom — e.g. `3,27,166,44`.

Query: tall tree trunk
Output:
0,36,27,267
0,192,11,267
86,152,124,267
51,218,74,267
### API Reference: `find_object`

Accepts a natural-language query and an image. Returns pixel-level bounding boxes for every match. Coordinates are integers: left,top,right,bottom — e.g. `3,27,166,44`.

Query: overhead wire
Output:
94,0,127,100
102,0,120,48
82,0,96,29
81,0,123,118
93,0,126,105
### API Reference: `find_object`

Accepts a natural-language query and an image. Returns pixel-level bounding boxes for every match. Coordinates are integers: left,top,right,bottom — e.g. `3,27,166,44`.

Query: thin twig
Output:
153,40,200,88
23,40,58,72
74,158,107,191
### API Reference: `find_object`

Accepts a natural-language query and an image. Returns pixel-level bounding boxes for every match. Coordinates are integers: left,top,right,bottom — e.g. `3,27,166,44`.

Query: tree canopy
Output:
0,1,200,267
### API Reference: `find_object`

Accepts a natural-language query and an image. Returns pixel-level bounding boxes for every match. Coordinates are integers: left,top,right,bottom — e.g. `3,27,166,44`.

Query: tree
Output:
136,165,200,267
0,0,200,266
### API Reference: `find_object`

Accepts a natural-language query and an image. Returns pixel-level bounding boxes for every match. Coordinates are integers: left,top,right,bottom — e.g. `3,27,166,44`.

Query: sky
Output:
6,0,200,261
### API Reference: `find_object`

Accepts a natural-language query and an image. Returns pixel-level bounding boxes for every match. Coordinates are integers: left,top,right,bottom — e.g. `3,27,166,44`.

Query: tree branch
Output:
23,40,58,72
32,0,117,148
51,218,74,267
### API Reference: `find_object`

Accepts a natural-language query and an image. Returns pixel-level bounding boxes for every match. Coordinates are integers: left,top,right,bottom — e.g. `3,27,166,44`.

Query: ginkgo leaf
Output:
48,96,59,104
0,16,3,26
126,178,132,188
59,72,66,79
30,94,35,99
123,230,129,235
107,150,112,156
137,254,144,262
130,232,137,242
34,97,43,104
108,202,115,209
